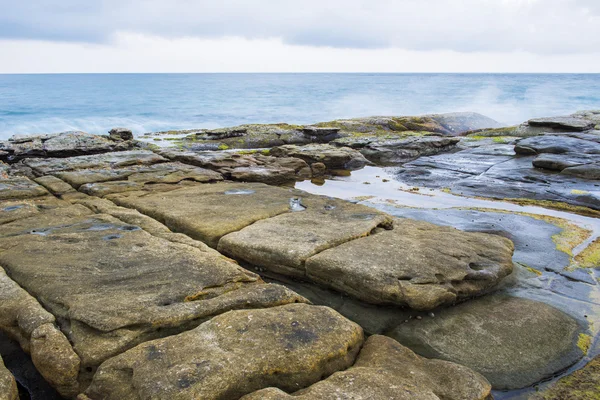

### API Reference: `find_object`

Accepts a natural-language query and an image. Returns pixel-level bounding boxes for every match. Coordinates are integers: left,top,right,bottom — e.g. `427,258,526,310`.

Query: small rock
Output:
108,128,133,141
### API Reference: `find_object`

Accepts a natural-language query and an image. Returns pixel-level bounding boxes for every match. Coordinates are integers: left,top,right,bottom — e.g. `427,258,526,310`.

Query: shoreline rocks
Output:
388,294,586,390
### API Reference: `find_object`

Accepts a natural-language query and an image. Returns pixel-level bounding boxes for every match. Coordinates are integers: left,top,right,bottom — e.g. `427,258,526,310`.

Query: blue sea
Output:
0,73,599,140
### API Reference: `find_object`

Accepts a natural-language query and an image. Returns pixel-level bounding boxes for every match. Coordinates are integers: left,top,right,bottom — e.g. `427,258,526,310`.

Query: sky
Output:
0,0,598,73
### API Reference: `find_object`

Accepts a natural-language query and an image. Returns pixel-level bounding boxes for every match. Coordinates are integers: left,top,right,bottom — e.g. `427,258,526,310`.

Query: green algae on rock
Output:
531,355,600,400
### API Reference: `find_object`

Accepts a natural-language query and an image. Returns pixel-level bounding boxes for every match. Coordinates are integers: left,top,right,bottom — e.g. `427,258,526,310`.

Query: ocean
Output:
0,73,599,140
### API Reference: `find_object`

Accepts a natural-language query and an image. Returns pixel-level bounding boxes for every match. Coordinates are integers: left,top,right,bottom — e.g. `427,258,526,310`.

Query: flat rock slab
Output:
109,182,325,248
1,196,69,225
0,177,49,200
23,150,167,175
0,206,305,370
0,355,18,400
355,136,460,165
54,161,221,188
396,143,600,210
515,135,600,156
303,218,514,310
218,200,394,277
270,144,369,170
82,304,363,400
377,208,571,278
388,294,585,389
528,117,596,131
243,335,491,400
531,355,600,400
1,131,134,162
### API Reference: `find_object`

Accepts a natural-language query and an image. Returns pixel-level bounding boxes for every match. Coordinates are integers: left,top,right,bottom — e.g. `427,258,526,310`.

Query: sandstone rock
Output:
388,295,585,389
108,128,133,141
0,266,80,398
270,144,369,170
109,182,310,248
242,335,491,400
30,324,81,398
528,116,595,131
230,165,299,185
34,175,77,196
531,355,600,400
24,150,167,175
196,127,247,140
82,304,363,400
304,218,514,310
1,196,69,225
0,356,18,400
0,206,306,372
0,177,49,200
75,163,223,196
218,199,394,278
1,131,134,162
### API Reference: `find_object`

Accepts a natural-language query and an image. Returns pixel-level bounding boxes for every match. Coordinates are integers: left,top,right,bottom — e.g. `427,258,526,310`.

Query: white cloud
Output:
0,33,599,73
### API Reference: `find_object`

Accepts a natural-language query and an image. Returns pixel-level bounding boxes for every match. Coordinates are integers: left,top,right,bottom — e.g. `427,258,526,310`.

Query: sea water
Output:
0,73,599,139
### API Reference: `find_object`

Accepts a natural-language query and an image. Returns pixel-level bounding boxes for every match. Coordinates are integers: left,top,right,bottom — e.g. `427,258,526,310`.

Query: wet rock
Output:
242,335,491,400
303,218,514,310
375,208,572,279
563,162,600,180
395,143,600,210
351,135,460,165
218,199,394,278
1,131,134,162
388,294,585,389
532,153,598,172
469,111,600,138
528,116,596,132
0,206,305,375
82,303,363,400
270,144,369,170
108,128,133,141
531,355,600,400
0,162,7,179
515,135,600,156
0,355,18,400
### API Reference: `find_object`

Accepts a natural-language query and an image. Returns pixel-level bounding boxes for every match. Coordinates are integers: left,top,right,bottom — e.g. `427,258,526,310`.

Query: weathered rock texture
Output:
388,295,585,389
396,141,600,210
0,131,135,162
270,144,369,170
242,335,492,400
0,206,305,382
82,304,363,400
221,218,514,310
0,355,18,400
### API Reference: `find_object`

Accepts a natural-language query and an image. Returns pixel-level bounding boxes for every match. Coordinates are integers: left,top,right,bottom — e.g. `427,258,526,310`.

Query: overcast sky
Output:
0,0,598,73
